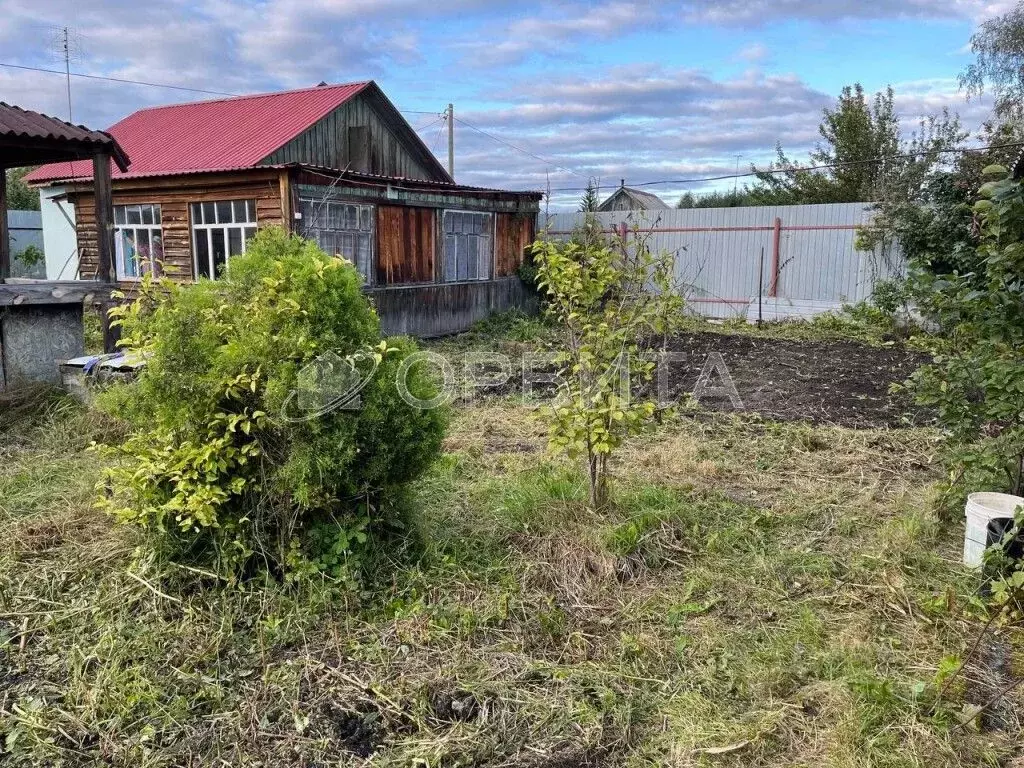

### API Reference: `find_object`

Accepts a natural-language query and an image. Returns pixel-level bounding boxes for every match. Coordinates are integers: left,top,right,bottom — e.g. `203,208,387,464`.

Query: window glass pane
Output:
456,235,469,281
152,232,164,273
152,206,161,225
114,206,126,225
320,232,336,255
345,205,358,229
190,203,202,225
215,201,233,224
479,236,492,280
228,227,243,257
126,206,142,225
233,200,248,223
141,205,153,225
444,235,457,281
194,230,210,278
244,227,257,242
359,206,372,230
202,202,216,225
121,229,138,277
356,235,371,278
466,236,478,280
137,229,151,274
211,229,227,277
246,200,256,222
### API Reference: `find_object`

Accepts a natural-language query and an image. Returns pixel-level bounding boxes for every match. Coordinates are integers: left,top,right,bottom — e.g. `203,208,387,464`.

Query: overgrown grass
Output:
0,392,1019,766
678,300,917,348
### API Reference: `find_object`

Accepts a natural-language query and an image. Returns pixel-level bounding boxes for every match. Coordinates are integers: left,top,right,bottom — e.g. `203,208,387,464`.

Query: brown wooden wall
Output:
495,213,535,277
376,205,435,285
72,170,286,286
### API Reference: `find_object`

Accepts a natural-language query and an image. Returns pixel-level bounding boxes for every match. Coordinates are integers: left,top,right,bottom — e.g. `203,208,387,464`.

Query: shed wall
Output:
71,171,285,286
262,92,442,181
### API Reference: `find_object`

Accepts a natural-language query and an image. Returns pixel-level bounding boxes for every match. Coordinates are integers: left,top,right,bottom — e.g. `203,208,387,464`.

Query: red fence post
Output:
768,216,782,297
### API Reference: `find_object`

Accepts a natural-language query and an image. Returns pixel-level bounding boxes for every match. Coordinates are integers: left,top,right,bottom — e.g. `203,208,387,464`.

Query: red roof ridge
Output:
129,80,373,115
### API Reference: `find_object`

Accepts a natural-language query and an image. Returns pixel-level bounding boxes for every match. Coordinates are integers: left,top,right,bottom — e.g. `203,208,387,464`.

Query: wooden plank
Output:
0,169,8,282
0,282,100,307
92,153,116,285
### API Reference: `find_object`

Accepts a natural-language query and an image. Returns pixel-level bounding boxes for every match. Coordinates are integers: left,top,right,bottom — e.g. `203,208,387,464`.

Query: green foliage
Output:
676,189,756,208
4,167,39,211
985,508,1024,625
749,83,963,206
14,244,44,268
530,229,683,508
859,120,1024,311
579,178,600,212
906,169,1024,500
961,4,1024,120
95,228,446,578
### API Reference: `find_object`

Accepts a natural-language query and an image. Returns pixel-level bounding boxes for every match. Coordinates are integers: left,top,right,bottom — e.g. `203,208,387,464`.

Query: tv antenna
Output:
47,26,84,122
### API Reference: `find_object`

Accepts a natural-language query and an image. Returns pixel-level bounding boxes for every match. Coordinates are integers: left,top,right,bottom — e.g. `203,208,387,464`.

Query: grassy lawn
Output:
0,327,1021,766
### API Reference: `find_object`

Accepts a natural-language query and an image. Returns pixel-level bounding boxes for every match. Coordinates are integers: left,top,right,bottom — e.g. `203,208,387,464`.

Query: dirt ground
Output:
458,330,929,429
660,331,929,429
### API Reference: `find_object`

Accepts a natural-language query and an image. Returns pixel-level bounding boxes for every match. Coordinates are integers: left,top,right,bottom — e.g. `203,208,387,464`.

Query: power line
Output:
543,140,1024,193
0,61,238,97
453,116,586,179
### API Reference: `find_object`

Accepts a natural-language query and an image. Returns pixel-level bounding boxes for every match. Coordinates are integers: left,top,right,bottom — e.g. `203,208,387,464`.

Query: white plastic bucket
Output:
963,492,1024,567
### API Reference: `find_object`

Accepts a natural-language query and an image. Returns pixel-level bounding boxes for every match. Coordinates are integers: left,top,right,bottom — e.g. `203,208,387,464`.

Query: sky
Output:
0,0,1016,209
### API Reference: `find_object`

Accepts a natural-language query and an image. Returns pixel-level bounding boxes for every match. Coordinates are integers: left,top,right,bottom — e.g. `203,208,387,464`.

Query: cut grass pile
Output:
0,387,1021,765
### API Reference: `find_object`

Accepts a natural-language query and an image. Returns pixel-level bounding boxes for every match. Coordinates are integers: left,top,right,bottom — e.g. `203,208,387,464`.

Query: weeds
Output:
0,389,1019,765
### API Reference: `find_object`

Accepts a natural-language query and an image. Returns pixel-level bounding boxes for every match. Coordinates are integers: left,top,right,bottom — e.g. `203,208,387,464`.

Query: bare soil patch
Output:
661,331,929,428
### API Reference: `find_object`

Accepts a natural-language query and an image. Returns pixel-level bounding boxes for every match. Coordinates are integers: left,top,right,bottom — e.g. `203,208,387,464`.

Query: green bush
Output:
96,228,447,580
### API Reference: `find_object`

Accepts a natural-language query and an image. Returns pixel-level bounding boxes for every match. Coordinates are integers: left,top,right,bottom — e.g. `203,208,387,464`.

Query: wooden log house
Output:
26,81,542,336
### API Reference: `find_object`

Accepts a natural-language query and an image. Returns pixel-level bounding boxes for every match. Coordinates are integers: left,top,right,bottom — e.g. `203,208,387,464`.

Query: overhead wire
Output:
543,140,1024,193
453,116,586,179
6,58,1021,198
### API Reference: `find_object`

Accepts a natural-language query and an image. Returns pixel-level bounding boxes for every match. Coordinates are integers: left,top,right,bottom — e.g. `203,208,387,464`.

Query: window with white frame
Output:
190,199,257,279
114,204,163,280
442,210,493,282
298,198,374,281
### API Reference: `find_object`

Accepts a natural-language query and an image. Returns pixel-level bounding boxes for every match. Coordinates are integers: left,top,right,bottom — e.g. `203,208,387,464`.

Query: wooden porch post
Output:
93,151,120,352
0,168,9,283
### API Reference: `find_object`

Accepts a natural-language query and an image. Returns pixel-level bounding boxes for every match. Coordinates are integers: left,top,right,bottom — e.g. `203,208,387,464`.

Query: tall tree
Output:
5,167,40,211
749,84,963,205
579,179,600,213
961,4,1024,120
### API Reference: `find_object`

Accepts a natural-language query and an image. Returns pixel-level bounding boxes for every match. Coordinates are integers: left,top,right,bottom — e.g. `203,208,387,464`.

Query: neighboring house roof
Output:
597,186,670,211
26,81,437,185
0,102,129,170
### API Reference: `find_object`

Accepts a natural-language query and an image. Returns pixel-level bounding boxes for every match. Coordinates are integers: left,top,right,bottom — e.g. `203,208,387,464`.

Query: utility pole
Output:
447,103,454,180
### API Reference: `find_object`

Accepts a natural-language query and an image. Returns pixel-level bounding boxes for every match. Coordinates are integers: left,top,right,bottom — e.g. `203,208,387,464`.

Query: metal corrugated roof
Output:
0,102,129,170
24,82,370,184
597,186,670,211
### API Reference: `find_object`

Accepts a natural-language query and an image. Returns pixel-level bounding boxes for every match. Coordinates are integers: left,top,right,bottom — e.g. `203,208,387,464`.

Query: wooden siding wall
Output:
72,172,284,284
262,92,443,181
371,278,537,337
376,205,435,284
495,213,535,277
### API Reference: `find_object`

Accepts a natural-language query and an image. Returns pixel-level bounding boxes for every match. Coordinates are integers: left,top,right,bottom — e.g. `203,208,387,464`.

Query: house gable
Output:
259,83,452,183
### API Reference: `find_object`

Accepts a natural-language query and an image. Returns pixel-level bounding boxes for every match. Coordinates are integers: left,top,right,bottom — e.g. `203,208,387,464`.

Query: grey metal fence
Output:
541,203,903,320
7,210,45,279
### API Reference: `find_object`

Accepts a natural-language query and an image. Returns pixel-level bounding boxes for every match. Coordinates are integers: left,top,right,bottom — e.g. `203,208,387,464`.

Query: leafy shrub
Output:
907,167,1024,506
96,228,446,579
530,229,682,509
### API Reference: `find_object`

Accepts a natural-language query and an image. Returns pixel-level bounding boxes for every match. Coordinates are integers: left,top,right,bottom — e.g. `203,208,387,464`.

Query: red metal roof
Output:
24,82,370,184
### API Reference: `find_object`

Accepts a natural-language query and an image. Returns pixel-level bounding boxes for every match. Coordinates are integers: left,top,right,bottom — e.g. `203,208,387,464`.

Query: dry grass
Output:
0,393,1020,766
